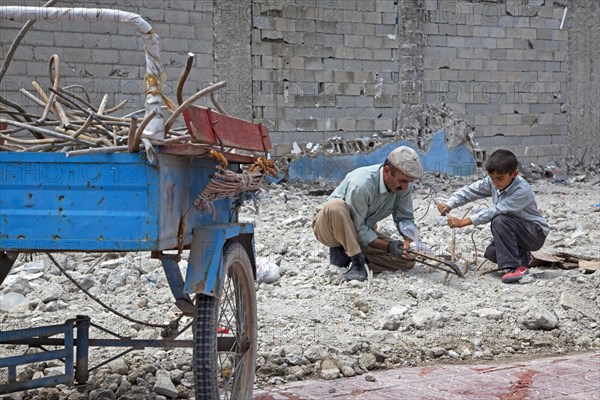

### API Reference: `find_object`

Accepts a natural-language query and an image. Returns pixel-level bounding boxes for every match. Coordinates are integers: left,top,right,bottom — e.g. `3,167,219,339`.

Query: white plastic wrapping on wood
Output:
0,6,166,141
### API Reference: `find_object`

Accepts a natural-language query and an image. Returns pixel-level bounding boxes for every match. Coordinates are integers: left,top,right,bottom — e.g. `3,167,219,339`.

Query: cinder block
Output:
356,119,375,130
429,35,448,47
424,69,441,80
356,24,376,36
382,12,397,24
357,0,376,11
336,22,356,34
363,12,382,24
55,32,84,47
25,61,48,77
458,48,474,58
317,118,337,131
457,25,474,36
439,24,457,36
353,48,373,60
374,95,395,107
171,24,195,38
423,23,439,35
337,118,357,131
373,49,392,60
440,69,458,81
363,35,384,49
334,71,355,82
342,10,363,23
25,31,55,46
296,119,317,131
375,0,396,12
317,21,337,33
165,9,190,24
344,35,364,47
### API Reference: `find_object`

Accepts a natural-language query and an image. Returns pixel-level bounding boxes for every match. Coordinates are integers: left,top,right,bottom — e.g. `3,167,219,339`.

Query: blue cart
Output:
0,6,276,399
0,148,264,399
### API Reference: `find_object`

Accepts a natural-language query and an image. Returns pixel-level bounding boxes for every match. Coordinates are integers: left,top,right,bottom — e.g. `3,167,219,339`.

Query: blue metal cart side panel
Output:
155,155,234,250
0,152,158,251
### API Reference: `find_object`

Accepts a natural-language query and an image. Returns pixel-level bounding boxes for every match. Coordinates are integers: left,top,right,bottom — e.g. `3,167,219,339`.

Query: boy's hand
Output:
447,216,471,228
437,203,451,215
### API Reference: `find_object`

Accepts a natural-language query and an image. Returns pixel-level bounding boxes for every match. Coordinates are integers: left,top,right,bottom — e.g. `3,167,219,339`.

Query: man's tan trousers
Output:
312,199,414,272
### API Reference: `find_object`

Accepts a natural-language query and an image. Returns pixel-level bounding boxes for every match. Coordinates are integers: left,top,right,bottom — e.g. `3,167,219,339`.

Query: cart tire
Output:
193,242,257,400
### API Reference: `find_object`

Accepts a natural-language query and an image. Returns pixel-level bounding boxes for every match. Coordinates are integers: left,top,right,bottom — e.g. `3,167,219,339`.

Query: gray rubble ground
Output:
0,172,599,399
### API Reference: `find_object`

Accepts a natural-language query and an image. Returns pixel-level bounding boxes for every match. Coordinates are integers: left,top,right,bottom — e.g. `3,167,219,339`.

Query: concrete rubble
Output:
0,169,599,399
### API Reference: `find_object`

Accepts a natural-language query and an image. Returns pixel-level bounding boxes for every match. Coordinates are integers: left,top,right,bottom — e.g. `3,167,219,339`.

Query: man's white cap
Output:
388,146,423,179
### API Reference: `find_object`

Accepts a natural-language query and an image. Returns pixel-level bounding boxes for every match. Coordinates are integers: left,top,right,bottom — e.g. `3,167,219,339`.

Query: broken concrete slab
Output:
286,130,477,182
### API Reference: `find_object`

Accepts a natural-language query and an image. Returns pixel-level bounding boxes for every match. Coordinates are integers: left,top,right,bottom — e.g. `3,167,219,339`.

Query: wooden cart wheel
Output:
193,242,257,400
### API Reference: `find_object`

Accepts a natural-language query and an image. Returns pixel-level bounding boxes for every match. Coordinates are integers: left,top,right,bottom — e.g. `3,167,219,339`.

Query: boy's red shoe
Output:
501,266,528,284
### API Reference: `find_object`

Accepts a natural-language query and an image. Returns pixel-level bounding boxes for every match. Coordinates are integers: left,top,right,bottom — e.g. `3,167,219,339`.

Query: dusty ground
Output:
1,169,599,399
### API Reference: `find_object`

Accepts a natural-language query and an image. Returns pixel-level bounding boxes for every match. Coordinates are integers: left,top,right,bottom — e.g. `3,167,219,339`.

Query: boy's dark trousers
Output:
483,214,547,270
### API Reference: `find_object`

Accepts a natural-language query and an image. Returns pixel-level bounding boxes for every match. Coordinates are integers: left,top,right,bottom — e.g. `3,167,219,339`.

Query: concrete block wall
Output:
0,0,214,119
2,0,594,166
567,0,600,164
419,0,569,164
251,0,403,153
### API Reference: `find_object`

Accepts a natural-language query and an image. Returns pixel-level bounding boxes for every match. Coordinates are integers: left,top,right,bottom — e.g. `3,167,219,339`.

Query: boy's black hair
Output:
485,149,518,174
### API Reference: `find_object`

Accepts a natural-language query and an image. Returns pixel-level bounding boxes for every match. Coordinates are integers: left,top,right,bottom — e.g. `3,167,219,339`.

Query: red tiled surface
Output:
254,352,600,400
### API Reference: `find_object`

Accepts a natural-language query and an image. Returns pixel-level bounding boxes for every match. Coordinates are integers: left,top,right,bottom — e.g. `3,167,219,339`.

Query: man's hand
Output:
387,240,404,257
447,216,471,229
437,203,451,215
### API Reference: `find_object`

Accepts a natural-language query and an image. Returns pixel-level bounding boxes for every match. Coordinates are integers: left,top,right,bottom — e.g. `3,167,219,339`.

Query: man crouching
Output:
312,146,423,282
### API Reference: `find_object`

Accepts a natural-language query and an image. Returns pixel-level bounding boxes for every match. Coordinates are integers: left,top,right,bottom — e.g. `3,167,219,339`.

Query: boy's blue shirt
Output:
447,175,550,235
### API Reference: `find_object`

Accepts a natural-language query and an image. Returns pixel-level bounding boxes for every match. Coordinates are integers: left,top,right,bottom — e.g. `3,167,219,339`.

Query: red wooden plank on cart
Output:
183,106,272,152
159,143,258,164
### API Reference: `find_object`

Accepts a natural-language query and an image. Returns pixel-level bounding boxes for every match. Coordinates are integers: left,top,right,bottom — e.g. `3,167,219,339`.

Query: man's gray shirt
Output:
447,175,550,235
328,164,415,246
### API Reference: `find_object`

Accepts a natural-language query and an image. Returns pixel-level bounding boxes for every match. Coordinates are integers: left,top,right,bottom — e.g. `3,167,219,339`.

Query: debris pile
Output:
3,174,598,398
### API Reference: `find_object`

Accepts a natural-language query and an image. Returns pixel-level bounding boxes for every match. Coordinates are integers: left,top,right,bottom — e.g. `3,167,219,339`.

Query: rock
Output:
448,350,460,359
321,369,340,380
472,308,504,321
559,291,598,320
381,306,408,331
101,258,125,270
304,345,328,363
169,369,184,384
109,359,129,375
102,374,123,392
340,365,356,377
2,277,33,295
365,373,376,382
411,309,443,329
89,388,116,400
358,353,376,370
354,298,371,313
426,289,444,299
320,358,338,371
0,292,30,312
44,300,68,312
520,300,559,330
37,282,65,303
106,269,138,292
153,370,178,398
118,385,155,400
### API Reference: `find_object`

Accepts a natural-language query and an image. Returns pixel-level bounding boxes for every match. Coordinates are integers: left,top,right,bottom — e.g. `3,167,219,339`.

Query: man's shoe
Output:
501,266,528,284
330,246,350,268
343,253,367,282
